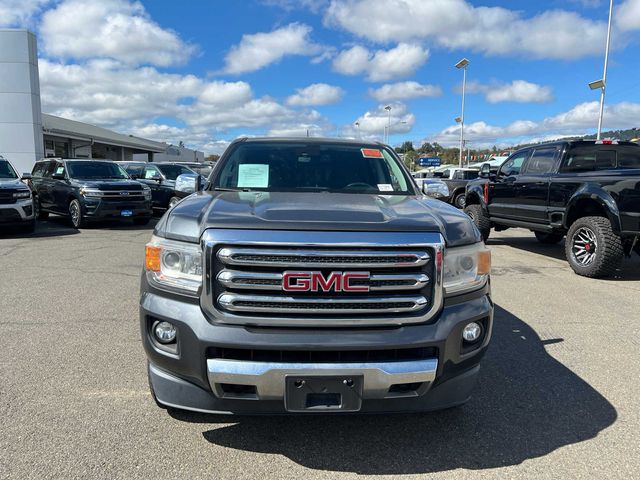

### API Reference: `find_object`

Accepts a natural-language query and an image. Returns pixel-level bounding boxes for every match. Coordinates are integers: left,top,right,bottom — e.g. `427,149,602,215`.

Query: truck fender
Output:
465,183,488,210
564,184,621,232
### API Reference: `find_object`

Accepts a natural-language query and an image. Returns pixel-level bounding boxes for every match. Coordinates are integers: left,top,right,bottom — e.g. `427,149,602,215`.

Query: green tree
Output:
398,141,415,154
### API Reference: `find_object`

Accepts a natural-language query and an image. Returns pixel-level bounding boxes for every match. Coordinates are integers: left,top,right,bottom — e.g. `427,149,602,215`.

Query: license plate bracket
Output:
284,375,363,412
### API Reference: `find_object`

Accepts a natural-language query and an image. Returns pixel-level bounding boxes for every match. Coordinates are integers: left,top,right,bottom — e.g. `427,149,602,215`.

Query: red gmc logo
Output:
282,271,370,292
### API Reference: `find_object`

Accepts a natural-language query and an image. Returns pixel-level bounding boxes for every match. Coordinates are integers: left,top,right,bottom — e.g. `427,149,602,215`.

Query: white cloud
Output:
425,101,640,148
286,83,344,106
0,0,51,26
40,0,195,66
346,102,415,139
332,43,429,82
464,80,554,104
369,81,442,102
222,23,324,74
616,0,640,31
38,59,330,154
324,0,608,60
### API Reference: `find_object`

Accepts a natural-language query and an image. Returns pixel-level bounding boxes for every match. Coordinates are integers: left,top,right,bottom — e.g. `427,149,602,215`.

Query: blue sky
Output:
2,0,640,153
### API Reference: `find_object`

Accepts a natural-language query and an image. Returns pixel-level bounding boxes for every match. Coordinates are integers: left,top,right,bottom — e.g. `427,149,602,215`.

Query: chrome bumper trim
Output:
207,358,438,400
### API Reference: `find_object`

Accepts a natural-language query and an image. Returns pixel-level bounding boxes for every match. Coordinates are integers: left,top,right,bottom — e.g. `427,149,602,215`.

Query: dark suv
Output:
118,162,202,209
464,140,640,277
31,159,153,228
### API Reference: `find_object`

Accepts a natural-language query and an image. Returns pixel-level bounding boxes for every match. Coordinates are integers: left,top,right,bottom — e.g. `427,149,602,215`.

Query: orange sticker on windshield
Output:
361,148,383,158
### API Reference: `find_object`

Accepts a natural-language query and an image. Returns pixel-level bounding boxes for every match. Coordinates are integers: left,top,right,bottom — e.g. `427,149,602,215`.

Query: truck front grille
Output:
202,230,444,327
0,190,17,204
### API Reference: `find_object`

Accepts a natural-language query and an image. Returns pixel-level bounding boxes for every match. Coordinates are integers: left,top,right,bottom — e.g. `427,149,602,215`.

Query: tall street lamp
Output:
384,105,392,143
455,58,469,168
589,0,614,141
354,121,361,139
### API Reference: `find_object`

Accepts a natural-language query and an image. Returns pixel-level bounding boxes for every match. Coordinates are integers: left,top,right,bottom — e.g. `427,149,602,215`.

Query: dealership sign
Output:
417,157,441,167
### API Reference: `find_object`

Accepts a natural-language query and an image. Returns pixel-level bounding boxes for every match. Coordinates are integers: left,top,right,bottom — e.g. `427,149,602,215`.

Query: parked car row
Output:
0,156,209,232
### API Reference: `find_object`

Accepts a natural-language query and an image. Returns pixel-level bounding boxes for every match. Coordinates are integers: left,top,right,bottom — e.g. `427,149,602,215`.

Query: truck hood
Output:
70,179,145,190
155,191,481,247
0,178,29,190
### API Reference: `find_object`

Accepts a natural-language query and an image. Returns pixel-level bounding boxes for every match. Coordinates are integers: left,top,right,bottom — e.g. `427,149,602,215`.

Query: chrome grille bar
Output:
217,269,429,291
217,247,430,268
218,293,428,314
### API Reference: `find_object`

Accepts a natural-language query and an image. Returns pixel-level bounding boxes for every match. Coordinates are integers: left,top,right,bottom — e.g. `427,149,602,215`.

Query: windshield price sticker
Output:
237,164,269,188
361,148,383,158
377,184,393,192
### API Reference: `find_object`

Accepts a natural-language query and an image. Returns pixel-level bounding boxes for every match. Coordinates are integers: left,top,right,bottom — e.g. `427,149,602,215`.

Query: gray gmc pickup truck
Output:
140,137,493,414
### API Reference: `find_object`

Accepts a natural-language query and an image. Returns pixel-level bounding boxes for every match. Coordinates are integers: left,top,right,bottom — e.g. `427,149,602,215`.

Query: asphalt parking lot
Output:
1,218,639,480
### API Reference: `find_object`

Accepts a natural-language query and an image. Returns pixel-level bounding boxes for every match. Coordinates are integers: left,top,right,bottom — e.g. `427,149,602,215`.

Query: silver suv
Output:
0,156,35,233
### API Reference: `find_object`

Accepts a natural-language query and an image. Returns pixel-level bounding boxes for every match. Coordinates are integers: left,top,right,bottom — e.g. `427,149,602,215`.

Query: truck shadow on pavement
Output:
488,235,640,281
189,305,617,475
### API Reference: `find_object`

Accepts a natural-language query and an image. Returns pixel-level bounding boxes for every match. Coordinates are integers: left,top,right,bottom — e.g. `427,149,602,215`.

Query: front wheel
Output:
68,199,86,229
35,198,48,220
565,216,623,278
464,204,490,241
534,231,564,244
453,193,466,209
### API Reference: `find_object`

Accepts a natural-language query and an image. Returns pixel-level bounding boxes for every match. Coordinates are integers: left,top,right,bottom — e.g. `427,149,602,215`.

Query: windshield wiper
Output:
214,187,255,192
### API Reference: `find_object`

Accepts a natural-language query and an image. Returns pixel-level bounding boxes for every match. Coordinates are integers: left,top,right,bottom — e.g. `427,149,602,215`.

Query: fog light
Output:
462,322,482,343
153,321,177,344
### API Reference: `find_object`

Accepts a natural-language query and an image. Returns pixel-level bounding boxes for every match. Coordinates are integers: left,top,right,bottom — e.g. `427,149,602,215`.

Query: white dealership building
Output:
0,29,203,175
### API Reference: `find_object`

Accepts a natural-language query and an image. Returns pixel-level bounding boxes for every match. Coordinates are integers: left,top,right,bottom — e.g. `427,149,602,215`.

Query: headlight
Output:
142,187,152,200
423,182,449,198
145,235,202,295
13,190,31,199
80,188,103,197
443,243,491,296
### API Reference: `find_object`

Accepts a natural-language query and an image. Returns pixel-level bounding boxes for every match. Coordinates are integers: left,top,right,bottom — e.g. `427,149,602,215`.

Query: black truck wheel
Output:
534,231,564,244
565,216,623,278
453,192,466,209
35,197,48,220
464,204,490,241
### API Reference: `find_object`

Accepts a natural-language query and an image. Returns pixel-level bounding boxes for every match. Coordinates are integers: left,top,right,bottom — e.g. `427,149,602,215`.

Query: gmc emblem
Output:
282,271,370,292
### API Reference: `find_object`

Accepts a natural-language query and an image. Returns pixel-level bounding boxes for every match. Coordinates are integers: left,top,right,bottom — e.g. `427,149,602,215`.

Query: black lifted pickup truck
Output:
464,140,640,277
141,137,493,414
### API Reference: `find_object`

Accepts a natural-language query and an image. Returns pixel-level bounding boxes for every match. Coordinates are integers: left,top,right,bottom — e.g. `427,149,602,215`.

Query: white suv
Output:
0,156,35,233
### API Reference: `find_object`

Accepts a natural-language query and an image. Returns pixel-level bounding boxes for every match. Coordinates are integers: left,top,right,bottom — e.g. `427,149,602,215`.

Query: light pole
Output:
589,0,614,140
455,58,469,168
384,105,392,143
354,121,360,139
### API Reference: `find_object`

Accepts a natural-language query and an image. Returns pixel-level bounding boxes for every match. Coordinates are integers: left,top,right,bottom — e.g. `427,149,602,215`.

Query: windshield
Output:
0,160,18,179
214,142,412,194
66,162,129,179
157,164,196,180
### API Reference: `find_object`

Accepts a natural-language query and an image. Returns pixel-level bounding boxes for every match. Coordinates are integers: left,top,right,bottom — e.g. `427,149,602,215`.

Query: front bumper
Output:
82,198,152,220
141,281,493,414
0,199,35,225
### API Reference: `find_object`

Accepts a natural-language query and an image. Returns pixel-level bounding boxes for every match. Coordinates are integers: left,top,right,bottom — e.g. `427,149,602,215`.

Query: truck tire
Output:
565,216,623,278
534,231,564,244
35,197,48,220
68,198,86,229
453,192,466,209
464,204,490,241
133,217,151,226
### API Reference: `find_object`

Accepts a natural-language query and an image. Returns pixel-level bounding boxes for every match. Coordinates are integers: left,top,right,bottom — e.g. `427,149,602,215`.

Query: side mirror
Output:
175,173,199,194
479,163,491,177
21,173,32,181
151,174,162,182
52,173,66,180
